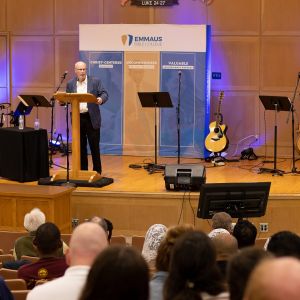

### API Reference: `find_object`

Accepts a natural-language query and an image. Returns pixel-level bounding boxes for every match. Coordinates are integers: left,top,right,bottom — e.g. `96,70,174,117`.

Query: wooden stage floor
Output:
52,154,300,194
1,154,300,236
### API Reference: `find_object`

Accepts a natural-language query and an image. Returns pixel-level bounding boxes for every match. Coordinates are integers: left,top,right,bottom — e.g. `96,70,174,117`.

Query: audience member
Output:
18,222,68,289
142,224,167,273
210,232,238,278
90,216,113,242
164,231,228,300
13,208,46,260
27,222,108,300
79,245,149,300
244,257,300,300
212,212,233,233
150,224,194,300
13,208,66,260
227,247,272,300
0,277,13,300
208,228,230,239
266,230,300,259
232,220,257,249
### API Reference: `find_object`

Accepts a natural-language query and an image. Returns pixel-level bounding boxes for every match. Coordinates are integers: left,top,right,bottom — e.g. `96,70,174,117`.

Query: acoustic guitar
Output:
205,91,228,153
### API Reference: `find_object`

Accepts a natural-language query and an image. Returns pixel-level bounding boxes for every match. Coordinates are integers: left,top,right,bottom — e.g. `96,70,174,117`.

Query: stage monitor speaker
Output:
164,164,206,191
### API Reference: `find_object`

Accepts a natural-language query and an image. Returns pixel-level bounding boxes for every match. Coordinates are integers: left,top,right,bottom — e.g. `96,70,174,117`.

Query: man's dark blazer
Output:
66,75,108,129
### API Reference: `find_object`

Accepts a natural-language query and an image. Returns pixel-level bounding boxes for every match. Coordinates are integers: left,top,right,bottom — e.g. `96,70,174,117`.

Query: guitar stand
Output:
205,152,226,166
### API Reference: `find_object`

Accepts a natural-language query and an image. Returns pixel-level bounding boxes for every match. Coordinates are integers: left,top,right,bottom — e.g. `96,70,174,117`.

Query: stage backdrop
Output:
79,24,211,158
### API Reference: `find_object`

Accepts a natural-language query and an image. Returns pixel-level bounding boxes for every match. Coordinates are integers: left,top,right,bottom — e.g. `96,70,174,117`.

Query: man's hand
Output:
97,97,103,105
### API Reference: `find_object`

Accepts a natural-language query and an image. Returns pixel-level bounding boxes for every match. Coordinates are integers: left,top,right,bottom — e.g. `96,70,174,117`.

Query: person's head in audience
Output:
212,212,233,233
79,245,149,300
25,222,109,300
227,247,272,300
266,230,300,259
232,219,257,249
210,232,238,279
33,222,62,257
66,222,108,266
208,228,230,239
156,224,194,272
24,208,46,232
164,231,226,300
244,257,300,300
90,216,113,242
142,224,167,266
210,233,238,261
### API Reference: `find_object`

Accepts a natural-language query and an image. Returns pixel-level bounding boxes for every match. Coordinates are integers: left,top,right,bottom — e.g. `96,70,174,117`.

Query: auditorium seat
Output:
255,237,268,248
20,255,39,263
131,236,145,252
0,231,27,253
0,249,3,254
4,279,27,290
0,268,18,279
11,290,29,300
0,254,14,264
61,233,72,246
110,235,127,246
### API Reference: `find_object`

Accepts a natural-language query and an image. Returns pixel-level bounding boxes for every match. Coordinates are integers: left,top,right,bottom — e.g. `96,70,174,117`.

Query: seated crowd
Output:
1,209,300,300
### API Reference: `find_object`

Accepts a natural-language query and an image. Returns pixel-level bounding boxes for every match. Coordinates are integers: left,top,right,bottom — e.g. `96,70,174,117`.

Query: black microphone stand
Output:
49,72,68,169
177,71,182,164
61,100,76,187
286,72,300,174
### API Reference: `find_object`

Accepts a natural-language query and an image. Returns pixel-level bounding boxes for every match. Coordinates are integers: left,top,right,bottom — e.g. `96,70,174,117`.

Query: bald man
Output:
211,212,233,233
27,222,108,300
244,257,300,300
210,232,238,278
66,61,108,174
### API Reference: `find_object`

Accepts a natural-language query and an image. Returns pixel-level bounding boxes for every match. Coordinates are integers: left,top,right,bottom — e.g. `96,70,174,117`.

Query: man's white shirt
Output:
26,265,90,300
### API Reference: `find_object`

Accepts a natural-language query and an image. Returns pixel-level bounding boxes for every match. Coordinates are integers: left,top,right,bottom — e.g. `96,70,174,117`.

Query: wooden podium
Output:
52,92,101,182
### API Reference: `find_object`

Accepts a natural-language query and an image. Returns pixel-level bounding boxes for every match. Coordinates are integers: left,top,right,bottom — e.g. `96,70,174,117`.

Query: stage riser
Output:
71,191,300,237
0,184,73,233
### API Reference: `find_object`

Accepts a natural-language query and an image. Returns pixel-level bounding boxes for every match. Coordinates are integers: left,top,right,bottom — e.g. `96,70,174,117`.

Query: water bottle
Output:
34,118,40,130
18,115,24,130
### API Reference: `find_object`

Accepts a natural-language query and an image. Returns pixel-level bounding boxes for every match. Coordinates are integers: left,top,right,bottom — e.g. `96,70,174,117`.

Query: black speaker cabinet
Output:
164,164,206,191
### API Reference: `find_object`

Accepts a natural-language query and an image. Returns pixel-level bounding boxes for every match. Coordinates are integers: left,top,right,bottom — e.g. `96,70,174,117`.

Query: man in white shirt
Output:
66,61,109,174
27,222,108,300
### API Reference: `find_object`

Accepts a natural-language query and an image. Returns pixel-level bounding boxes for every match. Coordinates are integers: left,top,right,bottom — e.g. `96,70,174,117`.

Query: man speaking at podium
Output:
66,61,108,174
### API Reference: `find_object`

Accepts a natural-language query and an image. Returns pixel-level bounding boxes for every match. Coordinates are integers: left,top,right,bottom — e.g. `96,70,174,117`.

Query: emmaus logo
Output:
121,34,163,46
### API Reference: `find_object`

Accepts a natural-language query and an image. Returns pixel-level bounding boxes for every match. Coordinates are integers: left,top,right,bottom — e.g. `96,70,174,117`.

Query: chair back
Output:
0,268,18,279
0,249,3,255
21,255,39,263
0,254,15,264
131,236,145,252
255,237,268,249
61,233,72,246
110,235,127,246
4,279,27,290
11,290,29,300
0,231,27,253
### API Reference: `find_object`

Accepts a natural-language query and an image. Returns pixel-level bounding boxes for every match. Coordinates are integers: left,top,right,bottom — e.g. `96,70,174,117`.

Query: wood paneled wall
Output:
0,0,300,157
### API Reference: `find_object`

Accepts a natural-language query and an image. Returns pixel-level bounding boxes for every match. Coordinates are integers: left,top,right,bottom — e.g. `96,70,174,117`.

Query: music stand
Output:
138,92,173,173
13,102,33,127
258,95,291,176
17,95,51,123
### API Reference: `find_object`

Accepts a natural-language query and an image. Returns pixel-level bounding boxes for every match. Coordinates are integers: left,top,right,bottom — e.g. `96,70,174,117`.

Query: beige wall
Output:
1,0,300,157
